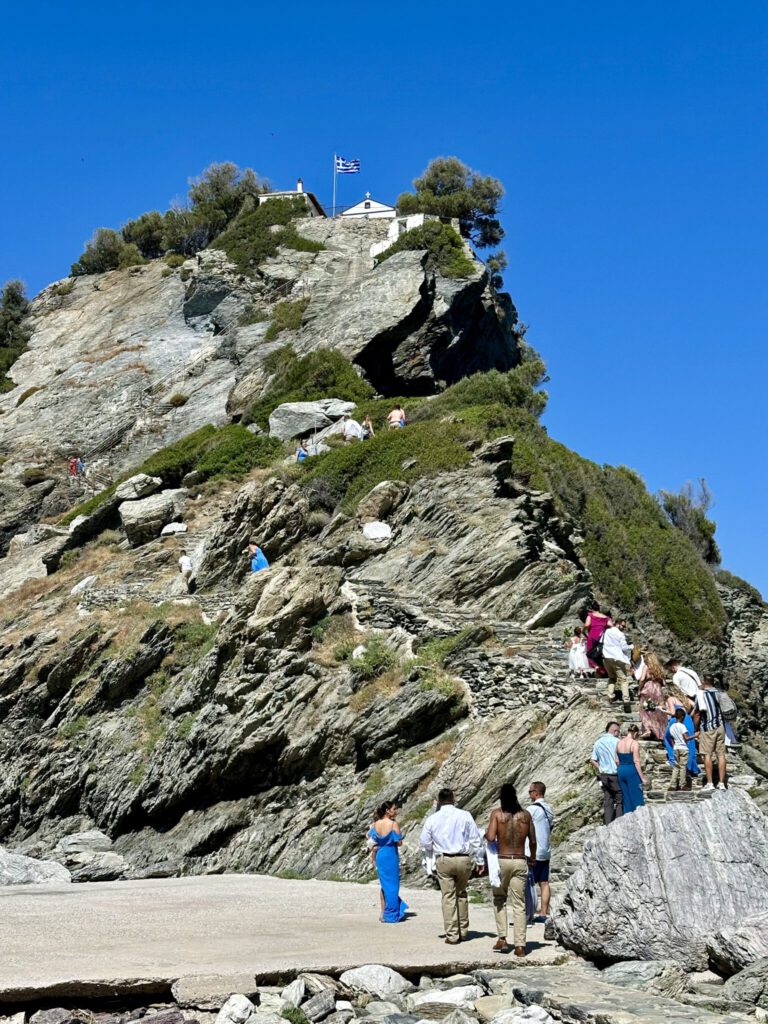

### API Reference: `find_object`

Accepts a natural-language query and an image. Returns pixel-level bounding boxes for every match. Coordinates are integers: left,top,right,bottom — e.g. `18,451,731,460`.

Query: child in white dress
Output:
567,626,591,678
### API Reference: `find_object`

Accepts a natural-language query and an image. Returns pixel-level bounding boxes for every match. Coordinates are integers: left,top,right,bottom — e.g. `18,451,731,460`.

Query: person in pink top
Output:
584,602,612,677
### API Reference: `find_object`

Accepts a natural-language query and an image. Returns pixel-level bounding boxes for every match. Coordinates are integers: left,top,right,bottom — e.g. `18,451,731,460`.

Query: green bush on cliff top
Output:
375,221,475,279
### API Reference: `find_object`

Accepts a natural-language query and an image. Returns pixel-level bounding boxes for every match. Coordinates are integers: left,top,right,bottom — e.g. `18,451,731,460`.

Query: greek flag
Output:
335,156,360,174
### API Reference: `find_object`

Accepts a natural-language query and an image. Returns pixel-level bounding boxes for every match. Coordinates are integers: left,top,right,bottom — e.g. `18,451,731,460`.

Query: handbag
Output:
586,634,605,665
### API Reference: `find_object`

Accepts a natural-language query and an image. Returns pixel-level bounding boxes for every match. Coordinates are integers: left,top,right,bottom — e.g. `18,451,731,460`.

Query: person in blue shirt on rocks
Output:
248,541,269,573
296,439,311,463
590,721,623,824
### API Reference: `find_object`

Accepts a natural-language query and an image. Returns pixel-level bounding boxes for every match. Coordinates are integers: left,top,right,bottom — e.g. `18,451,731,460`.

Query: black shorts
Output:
531,859,550,883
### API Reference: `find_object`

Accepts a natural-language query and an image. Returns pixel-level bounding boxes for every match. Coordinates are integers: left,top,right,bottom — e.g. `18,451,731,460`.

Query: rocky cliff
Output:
0,210,766,886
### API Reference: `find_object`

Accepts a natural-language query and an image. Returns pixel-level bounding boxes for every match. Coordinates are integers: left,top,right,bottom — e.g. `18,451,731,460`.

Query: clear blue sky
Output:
2,1,767,596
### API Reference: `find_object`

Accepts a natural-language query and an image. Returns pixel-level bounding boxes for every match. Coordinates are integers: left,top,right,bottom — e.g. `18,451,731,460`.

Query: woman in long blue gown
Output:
616,725,647,812
369,801,408,923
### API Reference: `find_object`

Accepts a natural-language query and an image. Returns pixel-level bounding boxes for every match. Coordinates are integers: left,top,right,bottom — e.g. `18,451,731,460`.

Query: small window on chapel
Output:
364,201,371,209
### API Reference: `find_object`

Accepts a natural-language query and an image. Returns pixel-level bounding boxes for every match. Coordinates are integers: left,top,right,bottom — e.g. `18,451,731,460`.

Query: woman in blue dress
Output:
369,801,408,923
616,725,648,812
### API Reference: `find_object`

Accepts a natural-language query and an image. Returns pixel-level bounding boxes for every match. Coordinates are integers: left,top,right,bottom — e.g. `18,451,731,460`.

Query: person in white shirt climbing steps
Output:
602,616,633,711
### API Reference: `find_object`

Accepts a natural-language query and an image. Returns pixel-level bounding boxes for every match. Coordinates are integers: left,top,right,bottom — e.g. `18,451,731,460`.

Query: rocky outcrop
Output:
119,489,186,546
552,790,768,971
296,249,518,395
0,847,71,885
268,399,356,441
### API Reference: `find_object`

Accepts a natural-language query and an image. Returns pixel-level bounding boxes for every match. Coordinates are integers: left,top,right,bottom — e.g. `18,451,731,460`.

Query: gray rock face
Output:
268,399,356,441
115,474,163,501
599,960,686,999
215,995,257,1024
553,790,768,971
171,973,259,1010
297,249,519,394
119,489,186,546
707,911,768,974
339,965,413,1000
52,829,128,882
722,955,768,1008
0,848,71,885
302,990,336,1022
356,481,409,522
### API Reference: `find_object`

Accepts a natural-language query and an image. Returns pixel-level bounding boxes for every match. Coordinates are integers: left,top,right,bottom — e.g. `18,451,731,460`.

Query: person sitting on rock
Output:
485,782,536,957
342,415,364,443
296,438,311,462
361,415,375,440
387,404,406,428
248,541,269,573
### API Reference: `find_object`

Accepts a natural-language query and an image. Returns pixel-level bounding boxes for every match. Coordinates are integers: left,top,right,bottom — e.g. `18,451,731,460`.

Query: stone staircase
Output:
575,677,765,805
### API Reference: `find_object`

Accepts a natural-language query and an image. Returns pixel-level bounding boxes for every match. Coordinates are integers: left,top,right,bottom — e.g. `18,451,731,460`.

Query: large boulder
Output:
0,848,71,885
118,488,186,546
52,829,129,882
552,790,768,972
115,473,162,501
339,966,413,1000
722,955,768,1009
268,399,356,441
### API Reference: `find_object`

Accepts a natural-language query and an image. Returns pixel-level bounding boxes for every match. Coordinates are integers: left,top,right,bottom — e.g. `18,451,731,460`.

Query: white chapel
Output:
340,193,397,220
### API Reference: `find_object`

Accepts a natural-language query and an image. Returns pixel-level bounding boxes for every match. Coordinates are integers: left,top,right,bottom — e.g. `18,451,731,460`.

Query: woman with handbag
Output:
584,602,612,677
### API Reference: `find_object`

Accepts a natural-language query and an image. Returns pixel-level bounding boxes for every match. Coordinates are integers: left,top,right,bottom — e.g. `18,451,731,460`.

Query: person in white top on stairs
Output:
178,550,193,592
602,616,633,711
665,658,702,701
419,788,485,944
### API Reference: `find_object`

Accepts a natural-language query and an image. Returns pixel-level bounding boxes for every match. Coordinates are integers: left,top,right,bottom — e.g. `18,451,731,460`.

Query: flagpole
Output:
332,154,337,219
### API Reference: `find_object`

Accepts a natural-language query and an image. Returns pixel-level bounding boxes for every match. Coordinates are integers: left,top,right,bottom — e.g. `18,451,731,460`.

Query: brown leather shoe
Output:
493,937,508,951
445,937,461,945
514,945,526,957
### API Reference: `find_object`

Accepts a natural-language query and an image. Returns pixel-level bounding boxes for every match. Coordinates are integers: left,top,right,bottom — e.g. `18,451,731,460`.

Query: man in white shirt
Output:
602,616,633,710
342,415,364,443
178,550,193,592
420,788,484,944
666,659,702,702
526,781,554,919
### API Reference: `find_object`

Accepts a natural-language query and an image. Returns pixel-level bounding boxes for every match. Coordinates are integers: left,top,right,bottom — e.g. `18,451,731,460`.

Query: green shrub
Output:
376,220,475,278
250,347,373,429
238,305,270,326
164,253,186,269
509,422,726,641
214,196,309,274
0,279,31,391
281,1007,309,1024
350,639,398,681
280,230,325,254
715,570,765,606
118,243,146,269
264,298,310,341
60,424,282,526
16,386,43,407
51,279,75,297
300,421,471,511
22,466,50,485
168,393,188,407
122,211,165,259
71,228,127,276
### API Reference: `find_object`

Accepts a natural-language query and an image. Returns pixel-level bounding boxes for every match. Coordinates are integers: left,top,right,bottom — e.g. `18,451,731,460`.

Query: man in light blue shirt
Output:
590,722,623,824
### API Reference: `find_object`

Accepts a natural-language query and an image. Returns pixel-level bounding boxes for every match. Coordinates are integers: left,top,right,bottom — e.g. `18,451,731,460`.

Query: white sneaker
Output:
702,783,715,792
717,782,727,790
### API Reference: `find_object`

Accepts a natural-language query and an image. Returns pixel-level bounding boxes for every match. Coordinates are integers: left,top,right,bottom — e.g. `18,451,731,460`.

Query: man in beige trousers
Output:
485,782,537,956
420,788,485,943
602,616,633,713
